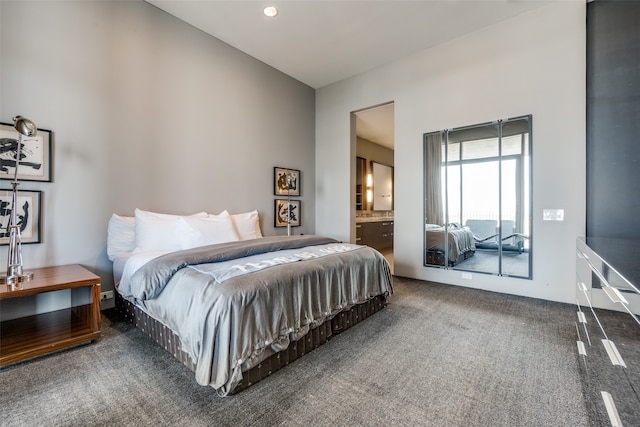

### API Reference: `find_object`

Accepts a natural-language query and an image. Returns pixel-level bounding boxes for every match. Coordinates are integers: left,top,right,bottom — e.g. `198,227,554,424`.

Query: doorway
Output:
352,102,395,272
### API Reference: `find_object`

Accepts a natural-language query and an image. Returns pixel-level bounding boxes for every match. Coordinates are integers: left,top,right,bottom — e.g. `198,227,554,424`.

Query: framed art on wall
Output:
0,122,52,182
274,167,300,196
0,189,42,245
274,199,301,228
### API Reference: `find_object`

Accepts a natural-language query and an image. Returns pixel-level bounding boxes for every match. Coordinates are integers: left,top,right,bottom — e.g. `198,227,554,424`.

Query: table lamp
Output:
0,115,37,285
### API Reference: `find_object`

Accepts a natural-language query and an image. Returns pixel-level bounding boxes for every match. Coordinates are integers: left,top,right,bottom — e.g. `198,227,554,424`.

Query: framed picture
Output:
274,199,301,228
0,122,52,182
274,167,300,196
0,189,42,245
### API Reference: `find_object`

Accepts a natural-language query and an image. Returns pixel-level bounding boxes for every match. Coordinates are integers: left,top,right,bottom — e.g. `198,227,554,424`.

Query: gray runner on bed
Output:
118,235,393,396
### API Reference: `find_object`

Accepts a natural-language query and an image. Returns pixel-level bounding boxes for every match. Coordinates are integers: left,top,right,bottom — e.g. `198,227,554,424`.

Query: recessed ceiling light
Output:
263,6,278,17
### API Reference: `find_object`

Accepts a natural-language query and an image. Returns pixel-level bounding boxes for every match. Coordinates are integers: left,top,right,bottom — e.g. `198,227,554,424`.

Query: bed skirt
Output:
115,292,387,394
426,249,475,267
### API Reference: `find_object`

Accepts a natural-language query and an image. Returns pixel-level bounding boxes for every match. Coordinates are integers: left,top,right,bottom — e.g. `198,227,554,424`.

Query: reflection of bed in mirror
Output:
425,224,475,266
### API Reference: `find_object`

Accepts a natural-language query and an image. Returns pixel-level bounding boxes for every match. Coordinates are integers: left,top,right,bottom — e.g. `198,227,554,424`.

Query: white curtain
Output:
425,132,444,226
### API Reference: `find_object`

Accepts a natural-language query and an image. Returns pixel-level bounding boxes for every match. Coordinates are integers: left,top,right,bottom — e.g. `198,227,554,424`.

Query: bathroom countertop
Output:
356,216,394,223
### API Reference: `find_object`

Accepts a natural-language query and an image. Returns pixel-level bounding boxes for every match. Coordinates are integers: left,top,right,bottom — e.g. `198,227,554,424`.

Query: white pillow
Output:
134,208,207,252
177,213,240,250
228,210,262,240
107,214,135,261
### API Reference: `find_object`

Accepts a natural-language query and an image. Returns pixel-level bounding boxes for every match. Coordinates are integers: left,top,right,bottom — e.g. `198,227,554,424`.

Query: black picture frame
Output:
0,189,42,245
274,199,301,228
0,122,52,182
274,167,300,196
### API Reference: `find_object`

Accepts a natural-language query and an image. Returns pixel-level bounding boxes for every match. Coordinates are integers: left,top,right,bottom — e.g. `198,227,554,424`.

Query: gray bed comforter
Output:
119,235,393,395
426,226,475,263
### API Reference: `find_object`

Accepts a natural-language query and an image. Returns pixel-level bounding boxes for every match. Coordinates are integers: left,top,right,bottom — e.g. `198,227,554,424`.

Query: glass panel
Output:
523,134,530,252
456,160,499,274
461,138,498,160
454,123,499,273
446,164,460,224
424,132,447,267
500,116,531,278
502,135,523,156
447,142,460,162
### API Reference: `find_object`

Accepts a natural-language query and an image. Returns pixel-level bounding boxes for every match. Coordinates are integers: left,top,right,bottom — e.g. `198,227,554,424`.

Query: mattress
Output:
425,225,475,265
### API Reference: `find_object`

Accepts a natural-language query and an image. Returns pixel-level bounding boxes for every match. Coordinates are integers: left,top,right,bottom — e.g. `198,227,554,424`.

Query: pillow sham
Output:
228,210,263,240
177,212,240,250
134,208,207,252
107,214,135,261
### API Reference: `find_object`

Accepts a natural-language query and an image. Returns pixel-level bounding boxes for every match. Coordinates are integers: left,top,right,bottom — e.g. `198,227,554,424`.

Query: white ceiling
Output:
145,0,552,148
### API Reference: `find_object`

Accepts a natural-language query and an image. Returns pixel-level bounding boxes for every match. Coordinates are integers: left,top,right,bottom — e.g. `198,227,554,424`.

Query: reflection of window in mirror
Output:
423,115,532,279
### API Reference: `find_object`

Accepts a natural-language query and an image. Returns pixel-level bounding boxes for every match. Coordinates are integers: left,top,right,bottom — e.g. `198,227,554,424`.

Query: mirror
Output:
423,115,531,278
372,161,393,211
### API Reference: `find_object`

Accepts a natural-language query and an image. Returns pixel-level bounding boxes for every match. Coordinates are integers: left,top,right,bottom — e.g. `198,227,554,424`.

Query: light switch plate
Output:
543,209,564,221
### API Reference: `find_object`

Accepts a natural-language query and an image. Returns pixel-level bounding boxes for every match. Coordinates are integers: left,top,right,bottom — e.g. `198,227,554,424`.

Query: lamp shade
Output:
13,115,37,137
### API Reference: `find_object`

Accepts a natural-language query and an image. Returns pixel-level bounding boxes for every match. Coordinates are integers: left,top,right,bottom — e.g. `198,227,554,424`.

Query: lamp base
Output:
0,271,34,285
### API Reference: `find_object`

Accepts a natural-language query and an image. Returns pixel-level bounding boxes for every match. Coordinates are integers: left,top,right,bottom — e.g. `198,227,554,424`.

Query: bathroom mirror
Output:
423,115,532,278
372,161,393,211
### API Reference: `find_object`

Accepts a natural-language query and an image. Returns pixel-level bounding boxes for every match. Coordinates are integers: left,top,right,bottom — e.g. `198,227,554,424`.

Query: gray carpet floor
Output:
453,250,529,277
0,277,589,426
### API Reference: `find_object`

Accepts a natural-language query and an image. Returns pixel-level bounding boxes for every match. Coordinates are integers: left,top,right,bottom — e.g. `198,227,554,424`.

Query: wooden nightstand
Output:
0,264,101,366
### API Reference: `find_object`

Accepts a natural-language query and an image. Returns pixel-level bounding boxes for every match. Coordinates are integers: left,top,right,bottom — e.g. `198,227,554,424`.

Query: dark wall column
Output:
587,0,640,238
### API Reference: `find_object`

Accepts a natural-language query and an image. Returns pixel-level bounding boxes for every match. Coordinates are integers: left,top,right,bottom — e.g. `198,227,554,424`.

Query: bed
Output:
108,209,393,396
425,224,475,266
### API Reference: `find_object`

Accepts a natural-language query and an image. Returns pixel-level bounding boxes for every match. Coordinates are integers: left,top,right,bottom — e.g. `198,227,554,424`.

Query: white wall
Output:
316,3,586,304
0,1,316,300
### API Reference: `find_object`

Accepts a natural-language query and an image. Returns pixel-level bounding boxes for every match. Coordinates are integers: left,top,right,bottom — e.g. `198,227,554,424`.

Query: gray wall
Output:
316,2,587,305
356,137,394,168
0,1,315,303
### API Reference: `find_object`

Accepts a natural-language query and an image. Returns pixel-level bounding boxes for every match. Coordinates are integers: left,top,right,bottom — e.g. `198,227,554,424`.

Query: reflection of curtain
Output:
425,133,444,225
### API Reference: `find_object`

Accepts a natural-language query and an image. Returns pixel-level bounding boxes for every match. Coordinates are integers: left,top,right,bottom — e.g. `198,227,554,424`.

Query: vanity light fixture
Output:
263,6,278,17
